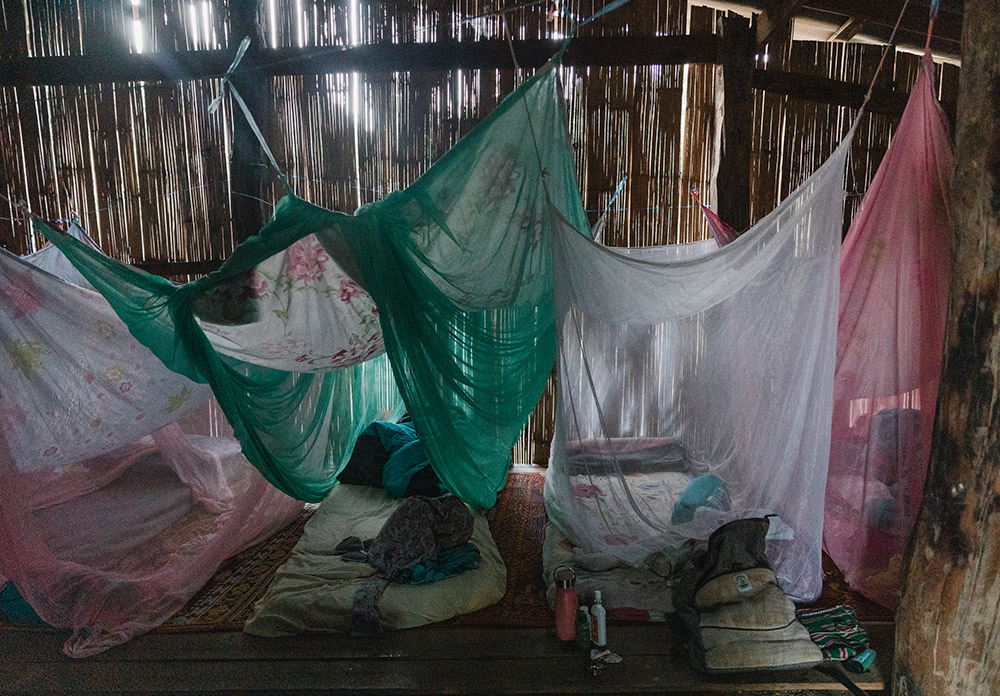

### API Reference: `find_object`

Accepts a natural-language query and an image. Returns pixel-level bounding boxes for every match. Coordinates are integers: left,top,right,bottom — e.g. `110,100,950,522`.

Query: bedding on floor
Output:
543,438,795,622
244,483,506,636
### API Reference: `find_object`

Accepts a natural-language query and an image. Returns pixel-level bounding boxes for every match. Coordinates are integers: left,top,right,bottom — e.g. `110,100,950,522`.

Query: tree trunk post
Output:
894,1,1000,694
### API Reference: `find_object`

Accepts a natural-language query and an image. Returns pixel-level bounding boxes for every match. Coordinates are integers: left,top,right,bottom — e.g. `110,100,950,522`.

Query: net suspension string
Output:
4,0,933,229
1,1,678,232
506,0,674,536
858,0,917,118
208,36,292,198
210,0,636,198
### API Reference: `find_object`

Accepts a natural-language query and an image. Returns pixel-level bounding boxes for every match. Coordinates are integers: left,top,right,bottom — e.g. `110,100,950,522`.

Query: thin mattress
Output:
244,483,506,636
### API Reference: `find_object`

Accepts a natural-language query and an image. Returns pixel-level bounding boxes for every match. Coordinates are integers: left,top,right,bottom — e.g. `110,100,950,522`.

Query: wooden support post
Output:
893,1,1000,694
228,1,271,245
713,16,754,233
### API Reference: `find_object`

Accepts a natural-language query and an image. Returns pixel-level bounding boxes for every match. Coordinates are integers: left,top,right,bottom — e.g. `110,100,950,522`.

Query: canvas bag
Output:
676,517,823,673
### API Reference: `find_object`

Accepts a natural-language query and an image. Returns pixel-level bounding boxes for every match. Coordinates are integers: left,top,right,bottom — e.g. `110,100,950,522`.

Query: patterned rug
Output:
805,553,895,622
450,472,895,626
156,506,317,632
451,472,552,626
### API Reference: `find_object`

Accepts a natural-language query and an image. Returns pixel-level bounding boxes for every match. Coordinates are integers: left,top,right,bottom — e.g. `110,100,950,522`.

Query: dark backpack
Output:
675,517,823,674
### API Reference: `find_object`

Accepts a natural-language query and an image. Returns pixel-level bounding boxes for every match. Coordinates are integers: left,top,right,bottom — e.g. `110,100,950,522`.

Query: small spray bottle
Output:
590,590,607,648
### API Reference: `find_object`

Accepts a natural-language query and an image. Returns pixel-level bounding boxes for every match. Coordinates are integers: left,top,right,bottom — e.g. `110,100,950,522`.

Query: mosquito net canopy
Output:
38,62,588,509
824,51,952,609
545,128,856,602
0,234,304,657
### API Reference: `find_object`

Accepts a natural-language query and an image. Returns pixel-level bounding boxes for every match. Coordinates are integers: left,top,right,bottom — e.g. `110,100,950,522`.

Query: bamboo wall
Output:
0,1,960,467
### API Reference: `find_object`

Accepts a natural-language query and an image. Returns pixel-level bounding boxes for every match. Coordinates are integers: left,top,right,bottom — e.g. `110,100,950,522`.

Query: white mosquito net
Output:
545,126,856,602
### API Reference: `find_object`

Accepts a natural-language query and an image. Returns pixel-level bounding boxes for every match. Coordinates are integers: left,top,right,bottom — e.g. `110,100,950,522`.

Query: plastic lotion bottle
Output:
590,590,607,648
553,567,578,642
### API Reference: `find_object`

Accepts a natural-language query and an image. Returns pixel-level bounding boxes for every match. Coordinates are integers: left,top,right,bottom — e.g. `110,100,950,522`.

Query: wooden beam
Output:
756,0,803,47
0,33,957,121
802,0,962,46
2,623,893,694
0,35,721,87
828,17,867,42
752,67,957,123
715,16,755,233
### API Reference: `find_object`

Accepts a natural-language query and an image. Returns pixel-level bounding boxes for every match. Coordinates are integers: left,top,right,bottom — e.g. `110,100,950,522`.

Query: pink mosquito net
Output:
0,229,304,657
691,189,741,247
823,50,953,609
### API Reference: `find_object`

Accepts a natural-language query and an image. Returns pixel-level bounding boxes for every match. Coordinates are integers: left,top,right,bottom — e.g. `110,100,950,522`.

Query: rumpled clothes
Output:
351,495,476,636
402,542,479,585
333,536,374,563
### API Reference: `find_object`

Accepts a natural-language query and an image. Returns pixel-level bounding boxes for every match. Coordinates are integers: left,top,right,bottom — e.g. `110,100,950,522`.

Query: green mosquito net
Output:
37,62,588,508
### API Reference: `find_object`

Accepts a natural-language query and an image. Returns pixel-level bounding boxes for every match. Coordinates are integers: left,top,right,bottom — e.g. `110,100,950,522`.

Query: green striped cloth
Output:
796,605,870,661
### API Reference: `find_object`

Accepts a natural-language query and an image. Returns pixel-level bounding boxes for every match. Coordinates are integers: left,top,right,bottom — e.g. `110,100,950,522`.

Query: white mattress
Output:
244,484,506,636
542,467,795,621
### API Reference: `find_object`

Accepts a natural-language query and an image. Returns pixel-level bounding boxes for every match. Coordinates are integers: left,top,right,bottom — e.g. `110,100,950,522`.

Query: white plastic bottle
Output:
590,590,607,648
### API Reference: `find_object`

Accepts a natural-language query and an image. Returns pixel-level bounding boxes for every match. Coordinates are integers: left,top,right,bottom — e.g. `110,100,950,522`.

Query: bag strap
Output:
814,664,868,696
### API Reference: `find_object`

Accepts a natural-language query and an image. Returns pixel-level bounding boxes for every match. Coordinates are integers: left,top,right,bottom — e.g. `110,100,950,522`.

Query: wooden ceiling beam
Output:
801,0,962,44
0,36,721,87
0,33,957,122
828,17,867,42
756,0,803,47
752,66,956,122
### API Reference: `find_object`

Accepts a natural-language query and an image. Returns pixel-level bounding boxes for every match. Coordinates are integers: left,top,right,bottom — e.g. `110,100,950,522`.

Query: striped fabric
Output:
796,604,870,661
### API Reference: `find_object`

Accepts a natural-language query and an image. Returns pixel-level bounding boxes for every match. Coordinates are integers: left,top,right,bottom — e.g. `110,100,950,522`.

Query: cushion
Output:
244,484,506,636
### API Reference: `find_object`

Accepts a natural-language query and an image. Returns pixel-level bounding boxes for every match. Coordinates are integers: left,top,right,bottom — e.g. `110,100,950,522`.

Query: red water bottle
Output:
553,566,578,643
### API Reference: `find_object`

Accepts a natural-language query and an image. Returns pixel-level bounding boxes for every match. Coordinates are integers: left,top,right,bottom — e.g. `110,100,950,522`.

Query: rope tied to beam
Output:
209,37,292,196
860,0,913,114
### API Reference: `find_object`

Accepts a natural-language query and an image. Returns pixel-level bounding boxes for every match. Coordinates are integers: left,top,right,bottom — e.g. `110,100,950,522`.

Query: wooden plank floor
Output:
1,622,892,695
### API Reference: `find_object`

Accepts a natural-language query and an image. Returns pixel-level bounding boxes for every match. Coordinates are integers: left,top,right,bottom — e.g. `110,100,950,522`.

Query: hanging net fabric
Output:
39,61,588,509
824,50,952,609
0,237,305,658
20,221,104,289
1,233,212,468
545,127,857,602
34,200,407,503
